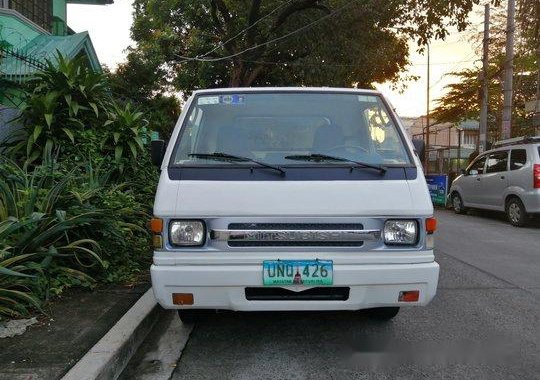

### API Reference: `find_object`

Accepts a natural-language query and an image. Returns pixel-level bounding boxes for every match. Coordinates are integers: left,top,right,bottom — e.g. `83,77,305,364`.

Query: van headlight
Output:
383,220,418,245
170,220,206,246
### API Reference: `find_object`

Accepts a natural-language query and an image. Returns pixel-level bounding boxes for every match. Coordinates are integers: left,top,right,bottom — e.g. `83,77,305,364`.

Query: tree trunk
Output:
244,65,264,86
229,61,264,87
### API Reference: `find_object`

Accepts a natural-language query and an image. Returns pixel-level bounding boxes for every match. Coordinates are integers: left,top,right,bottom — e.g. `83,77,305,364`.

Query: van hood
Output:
154,171,433,217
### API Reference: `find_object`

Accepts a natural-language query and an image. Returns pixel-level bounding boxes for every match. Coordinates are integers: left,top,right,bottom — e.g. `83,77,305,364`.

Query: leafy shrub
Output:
6,53,110,165
67,161,154,284
0,54,158,319
0,161,104,317
102,103,148,167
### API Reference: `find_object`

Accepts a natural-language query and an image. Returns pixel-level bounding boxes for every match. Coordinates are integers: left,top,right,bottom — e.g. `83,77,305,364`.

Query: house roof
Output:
0,32,101,77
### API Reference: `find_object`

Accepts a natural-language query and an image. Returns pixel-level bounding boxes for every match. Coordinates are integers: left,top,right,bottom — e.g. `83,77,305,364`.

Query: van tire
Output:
177,310,204,324
506,197,528,227
452,193,467,214
365,307,400,321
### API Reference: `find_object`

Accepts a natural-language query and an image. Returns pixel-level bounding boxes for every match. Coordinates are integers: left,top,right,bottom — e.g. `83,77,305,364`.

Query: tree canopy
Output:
431,0,539,139
123,0,486,96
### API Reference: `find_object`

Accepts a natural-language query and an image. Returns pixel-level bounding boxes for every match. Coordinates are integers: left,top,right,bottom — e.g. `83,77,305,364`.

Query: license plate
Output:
262,260,333,286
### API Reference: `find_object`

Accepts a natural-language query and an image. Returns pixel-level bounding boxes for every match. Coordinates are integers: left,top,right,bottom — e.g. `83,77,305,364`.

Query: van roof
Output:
192,87,382,95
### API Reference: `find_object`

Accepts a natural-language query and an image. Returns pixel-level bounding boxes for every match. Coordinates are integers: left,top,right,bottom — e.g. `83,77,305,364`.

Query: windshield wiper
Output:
284,153,387,175
189,152,285,175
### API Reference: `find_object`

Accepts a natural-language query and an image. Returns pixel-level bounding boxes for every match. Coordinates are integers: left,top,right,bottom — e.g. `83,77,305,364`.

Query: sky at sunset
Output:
68,0,486,118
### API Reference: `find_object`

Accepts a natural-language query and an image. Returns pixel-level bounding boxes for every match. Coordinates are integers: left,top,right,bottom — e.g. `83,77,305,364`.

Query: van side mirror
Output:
151,139,165,166
412,139,425,163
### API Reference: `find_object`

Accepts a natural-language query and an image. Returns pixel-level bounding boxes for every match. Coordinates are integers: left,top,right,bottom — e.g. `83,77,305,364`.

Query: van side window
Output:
485,151,508,173
467,155,486,175
510,149,527,170
486,150,508,173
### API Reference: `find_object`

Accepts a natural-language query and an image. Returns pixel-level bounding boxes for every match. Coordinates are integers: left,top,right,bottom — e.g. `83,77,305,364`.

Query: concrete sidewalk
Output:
0,283,150,380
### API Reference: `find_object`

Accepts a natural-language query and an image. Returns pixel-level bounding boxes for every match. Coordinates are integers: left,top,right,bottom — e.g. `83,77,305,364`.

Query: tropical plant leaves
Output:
0,160,104,318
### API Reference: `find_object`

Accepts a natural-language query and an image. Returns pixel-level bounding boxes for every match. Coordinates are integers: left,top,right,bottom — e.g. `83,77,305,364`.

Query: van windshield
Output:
171,92,411,167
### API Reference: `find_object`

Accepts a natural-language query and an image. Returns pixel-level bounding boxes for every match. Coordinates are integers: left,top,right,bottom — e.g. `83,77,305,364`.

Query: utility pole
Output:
425,43,430,173
501,0,515,140
479,4,490,152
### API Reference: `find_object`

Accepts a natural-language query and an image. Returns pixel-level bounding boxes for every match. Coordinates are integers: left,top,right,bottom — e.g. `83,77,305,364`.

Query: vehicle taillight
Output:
534,164,540,189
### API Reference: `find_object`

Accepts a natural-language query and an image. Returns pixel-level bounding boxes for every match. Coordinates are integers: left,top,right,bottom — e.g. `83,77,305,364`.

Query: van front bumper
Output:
151,261,439,311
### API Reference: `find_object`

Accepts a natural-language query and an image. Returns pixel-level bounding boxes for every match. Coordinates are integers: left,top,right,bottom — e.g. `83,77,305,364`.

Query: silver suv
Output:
449,136,540,226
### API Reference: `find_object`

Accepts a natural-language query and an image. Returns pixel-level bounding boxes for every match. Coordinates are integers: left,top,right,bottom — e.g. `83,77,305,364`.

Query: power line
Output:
432,50,528,112
429,44,482,90
193,0,294,60
175,0,361,63
237,58,478,68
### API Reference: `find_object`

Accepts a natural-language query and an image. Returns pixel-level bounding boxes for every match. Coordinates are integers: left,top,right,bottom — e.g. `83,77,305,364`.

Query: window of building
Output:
510,149,527,170
462,132,477,147
485,151,509,173
9,0,53,32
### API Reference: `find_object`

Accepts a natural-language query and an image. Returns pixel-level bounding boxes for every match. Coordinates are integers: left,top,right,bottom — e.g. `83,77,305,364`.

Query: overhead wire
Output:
237,58,478,68
175,0,362,63
428,42,483,90
192,0,295,60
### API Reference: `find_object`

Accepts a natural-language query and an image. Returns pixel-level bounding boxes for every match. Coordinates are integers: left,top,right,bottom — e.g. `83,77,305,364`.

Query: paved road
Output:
123,210,540,380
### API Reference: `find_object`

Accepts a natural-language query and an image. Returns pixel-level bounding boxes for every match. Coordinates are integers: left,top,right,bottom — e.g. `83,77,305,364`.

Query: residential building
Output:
0,0,112,84
0,0,112,141
404,115,479,174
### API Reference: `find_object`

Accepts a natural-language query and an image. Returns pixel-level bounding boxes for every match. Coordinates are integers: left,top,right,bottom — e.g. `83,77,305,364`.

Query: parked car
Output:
449,136,540,226
149,87,439,323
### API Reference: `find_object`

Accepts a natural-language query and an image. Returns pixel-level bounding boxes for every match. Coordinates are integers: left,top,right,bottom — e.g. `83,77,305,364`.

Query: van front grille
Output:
229,223,364,230
227,223,365,247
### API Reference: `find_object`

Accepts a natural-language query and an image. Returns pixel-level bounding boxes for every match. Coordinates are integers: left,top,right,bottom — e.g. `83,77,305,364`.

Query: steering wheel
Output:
324,145,369,155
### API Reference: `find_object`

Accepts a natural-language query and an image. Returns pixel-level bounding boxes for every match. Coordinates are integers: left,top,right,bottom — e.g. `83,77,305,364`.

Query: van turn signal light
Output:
399,290,420,302
172,293,194,305
150,218,163,233
425,217,437,234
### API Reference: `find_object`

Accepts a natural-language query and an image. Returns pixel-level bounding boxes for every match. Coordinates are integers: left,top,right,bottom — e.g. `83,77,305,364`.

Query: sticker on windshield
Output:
198,96,219,105
358,95,378,103
220,94,245,105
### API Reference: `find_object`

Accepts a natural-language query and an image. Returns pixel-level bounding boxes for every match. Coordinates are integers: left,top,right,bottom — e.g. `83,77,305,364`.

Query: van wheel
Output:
365,307,400,321
177,310,204,324
452,193,467,214
506,197,528,227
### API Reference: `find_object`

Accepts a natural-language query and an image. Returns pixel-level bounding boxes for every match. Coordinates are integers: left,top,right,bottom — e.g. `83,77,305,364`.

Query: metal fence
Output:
0,47,44,145
0,45,47,84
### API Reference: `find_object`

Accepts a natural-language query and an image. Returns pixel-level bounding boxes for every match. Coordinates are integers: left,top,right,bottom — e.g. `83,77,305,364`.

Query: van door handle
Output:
500,176,505,179
476,177,481,181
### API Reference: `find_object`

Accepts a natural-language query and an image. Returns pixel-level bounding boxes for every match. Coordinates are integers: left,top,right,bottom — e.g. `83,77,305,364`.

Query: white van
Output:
149,88,439,323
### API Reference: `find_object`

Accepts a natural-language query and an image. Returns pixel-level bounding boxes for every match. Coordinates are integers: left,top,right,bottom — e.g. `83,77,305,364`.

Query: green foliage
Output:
29,53,110,116
0,55,158,319
102,103,148,165
0,161,103,317
105,55,181,139
6,53,111,164
128,0,483,94
432,0,539,139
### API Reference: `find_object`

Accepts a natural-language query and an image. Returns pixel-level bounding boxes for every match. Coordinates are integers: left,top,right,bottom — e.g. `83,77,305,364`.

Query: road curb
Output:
61,288,163,380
